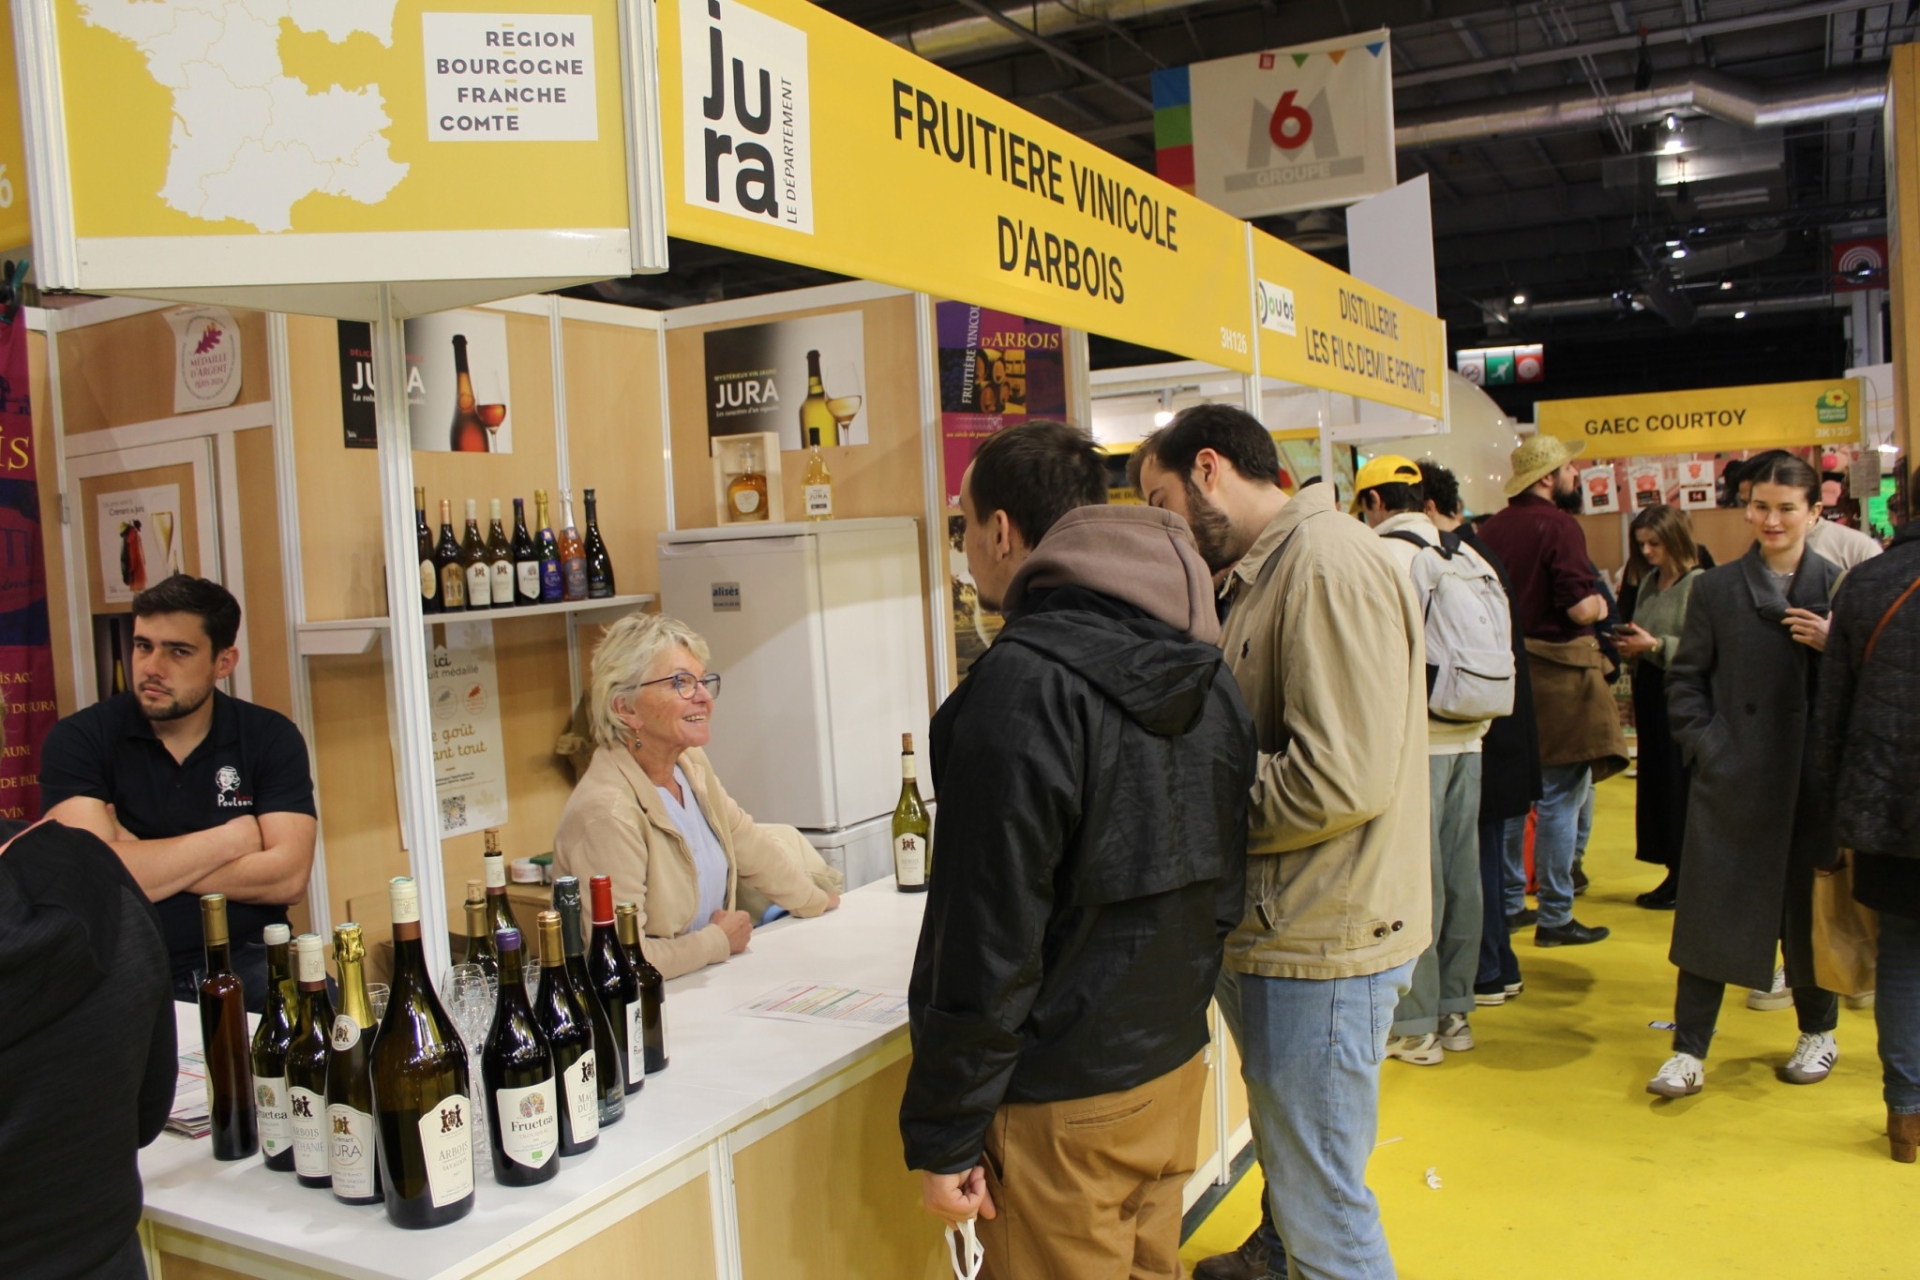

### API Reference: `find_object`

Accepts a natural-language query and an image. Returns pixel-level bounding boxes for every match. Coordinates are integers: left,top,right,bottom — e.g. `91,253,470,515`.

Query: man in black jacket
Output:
901,421,1255,1278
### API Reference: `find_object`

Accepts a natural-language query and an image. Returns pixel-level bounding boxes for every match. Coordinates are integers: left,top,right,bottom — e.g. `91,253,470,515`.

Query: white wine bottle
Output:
892,733,931,893
327,924,382,1206
800,349,837,447
249,923,298,1172
802,428,833,521
286,933,335,1189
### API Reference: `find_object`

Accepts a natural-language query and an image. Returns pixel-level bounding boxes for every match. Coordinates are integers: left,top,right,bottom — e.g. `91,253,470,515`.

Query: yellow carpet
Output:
1182,776,1912,1278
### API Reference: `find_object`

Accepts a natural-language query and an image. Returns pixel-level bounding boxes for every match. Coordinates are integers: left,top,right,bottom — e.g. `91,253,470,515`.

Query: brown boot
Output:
1891,1111,1920,1164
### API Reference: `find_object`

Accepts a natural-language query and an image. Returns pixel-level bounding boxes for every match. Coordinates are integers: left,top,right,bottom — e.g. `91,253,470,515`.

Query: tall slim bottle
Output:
462,880,498,982
416,487,442,615
487,499,515,606
484,927,560,1185
198,894,258,1161
532,910,599,1157
802,428,834,521
511,498,541,606
286,933,336,1189
581,488,615,599
616,902,668,1074
553,877,625,1124
435,499,467,610
800,350,837,447
586,877,642,1097
461,500,491,612
327,924,383,1206
448,335,488,452
249,922,298,1171
372,876,475,1229
534,490,563,603
892,732,931,893
557,491,588,602
483,829,522,945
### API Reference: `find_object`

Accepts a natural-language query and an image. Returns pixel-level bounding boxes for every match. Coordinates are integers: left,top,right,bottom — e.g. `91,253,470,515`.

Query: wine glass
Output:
823,358,864,445
441,964,497,1176
155,511,177,575
471,364,508,452
365,983,390,1022
522,956,541,999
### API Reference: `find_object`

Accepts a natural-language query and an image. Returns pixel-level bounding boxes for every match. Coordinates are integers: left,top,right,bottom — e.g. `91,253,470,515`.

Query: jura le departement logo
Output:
682,0,814,233
1255,280,1296,336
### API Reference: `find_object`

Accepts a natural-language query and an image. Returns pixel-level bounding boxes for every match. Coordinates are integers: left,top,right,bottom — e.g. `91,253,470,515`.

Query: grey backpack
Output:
1383,529,1516,723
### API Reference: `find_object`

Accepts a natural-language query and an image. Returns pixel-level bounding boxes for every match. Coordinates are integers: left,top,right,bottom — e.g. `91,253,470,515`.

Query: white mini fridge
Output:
657,518,931,848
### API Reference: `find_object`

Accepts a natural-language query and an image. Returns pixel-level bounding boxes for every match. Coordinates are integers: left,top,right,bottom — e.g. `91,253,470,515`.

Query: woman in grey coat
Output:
1647,453,1844,1099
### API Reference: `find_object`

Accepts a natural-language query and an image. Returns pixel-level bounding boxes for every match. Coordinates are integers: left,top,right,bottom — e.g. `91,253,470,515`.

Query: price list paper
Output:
733,982,910,1029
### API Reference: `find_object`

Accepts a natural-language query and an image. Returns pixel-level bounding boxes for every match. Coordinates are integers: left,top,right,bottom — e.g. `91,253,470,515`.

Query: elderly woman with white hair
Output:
554,613,839,979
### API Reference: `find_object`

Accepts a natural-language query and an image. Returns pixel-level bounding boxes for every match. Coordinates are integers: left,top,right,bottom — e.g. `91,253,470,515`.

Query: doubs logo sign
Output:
1255,280,1296,336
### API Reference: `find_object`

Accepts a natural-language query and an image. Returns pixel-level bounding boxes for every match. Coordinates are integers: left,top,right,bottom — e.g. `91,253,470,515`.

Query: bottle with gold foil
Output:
327,924,382,1206
198,894,258,1161
532,909,599,1157
461,878,498,982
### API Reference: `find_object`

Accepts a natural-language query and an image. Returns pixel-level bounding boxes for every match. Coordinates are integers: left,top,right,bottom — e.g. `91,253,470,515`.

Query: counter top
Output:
141,881,927,1280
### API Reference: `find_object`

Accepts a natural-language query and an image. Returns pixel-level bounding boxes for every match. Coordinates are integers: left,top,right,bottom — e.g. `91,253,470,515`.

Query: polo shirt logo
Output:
214,766,252,809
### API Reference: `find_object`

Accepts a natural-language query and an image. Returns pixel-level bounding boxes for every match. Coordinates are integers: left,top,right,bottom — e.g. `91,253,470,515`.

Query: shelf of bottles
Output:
294,594,658,657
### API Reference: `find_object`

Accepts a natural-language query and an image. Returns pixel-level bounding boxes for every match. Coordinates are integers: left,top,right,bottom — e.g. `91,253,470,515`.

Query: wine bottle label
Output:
485,854,507,890
625,1001,645,1083
419,561,436,601
256,1075,291,1157
805,485,832,518
415,1093,476,1208
442,566,467,608
490,561,514,605
734,489,762,515
562,1049,600,1144
465,563,492,603
327,1103,378,1197
541,560,563,599
563,559,588,598
516,561,540,599
290,1086,329,1178
330,1014,362,1052
495,1078,559,1169
894,833,928,887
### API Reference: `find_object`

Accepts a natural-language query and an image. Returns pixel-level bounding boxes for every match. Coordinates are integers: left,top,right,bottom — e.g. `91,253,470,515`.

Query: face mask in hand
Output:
945,1219,983,1280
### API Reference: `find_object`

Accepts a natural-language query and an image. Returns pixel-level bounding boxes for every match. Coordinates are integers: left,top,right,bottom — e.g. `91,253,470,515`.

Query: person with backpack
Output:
1357,456,1515,1065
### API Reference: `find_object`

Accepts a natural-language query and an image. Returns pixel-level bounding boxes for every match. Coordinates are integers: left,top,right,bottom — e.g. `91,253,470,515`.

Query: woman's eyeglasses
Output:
639,672,722,701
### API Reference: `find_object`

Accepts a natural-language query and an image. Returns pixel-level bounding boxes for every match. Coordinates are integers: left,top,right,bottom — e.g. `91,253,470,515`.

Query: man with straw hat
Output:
1478,436,1624,949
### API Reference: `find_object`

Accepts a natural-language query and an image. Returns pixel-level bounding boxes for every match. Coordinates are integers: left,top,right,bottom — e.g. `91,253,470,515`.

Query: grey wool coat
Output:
1665,544,1844,990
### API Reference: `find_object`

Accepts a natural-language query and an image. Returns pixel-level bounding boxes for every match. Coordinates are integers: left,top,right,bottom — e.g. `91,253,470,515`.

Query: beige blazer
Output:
553,745,832,979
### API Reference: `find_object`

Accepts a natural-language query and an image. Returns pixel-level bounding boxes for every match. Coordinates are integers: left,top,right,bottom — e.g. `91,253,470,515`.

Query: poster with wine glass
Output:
703,312,868,451
404,311,514,454
934,303,1067,508
427,620,508,837
96,486,182,604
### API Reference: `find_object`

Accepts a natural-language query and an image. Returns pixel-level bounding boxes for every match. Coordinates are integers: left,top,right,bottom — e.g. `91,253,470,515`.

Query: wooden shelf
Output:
295,593,656,657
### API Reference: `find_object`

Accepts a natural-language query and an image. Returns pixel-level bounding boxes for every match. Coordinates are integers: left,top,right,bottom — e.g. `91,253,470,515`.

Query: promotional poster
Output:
0,314,54,820
429,621,508,837
936,302,1067,508
96,486,181,604
404,310,513,454
704,312,867,451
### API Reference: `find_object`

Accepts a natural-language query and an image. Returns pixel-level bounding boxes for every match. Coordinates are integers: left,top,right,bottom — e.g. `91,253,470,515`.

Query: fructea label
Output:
681,0,815,232
563,1049,601,1143
496,1078,559,1168
256,1076,291,1157
417,1093,476,1207
327,1104,378,1198
1256,280,1297,336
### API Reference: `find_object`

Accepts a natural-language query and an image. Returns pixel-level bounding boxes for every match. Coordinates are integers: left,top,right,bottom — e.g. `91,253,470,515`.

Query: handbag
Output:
1812,848,1879,997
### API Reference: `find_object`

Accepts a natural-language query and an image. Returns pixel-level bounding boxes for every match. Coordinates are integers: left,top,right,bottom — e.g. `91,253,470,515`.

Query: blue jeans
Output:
1532,764,1592,928
1393,753,1484,1036
1501,815,1528,918
1878,911,1920,1115
1219,962,1414,1280
1575,779,1594,863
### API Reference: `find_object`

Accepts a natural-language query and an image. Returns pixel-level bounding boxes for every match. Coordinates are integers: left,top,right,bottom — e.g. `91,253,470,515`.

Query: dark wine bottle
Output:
434,499,466,610
534,489,563,604
448,335,488,452
486,498,514,606
532,910,599,1157
286,932,336,1189
372,876,475,1229
616,903,669,1074
462,879,499,983
511,498,541,606
327,924,383,1206
483,829,522,947
461,500,491,612
249,922,298,1171
586,876,642,1096
484,927,560,1185
416,487,442,615
553,876,625,1125
581,488,615,599
198,894,258,1161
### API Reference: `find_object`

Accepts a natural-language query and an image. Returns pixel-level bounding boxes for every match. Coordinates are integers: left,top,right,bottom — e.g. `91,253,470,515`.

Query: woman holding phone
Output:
1647,453,1844,1099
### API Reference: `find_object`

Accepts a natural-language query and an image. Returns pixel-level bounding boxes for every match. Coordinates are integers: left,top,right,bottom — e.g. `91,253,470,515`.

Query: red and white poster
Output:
1579,464,1619,516
0,312,60,820
1628,463,1664,509
1677,459,1718,511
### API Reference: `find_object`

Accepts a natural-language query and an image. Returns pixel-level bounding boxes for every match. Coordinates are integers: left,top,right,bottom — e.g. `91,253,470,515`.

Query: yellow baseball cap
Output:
1351,454,1424,513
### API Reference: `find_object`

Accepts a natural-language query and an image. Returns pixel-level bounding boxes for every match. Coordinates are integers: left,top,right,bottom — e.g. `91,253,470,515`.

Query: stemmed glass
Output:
472,364,508,451
441,963,498,1176
823,357,864,446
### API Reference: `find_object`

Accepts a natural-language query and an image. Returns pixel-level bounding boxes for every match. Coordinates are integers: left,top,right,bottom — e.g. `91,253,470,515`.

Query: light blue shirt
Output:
658,765,729,936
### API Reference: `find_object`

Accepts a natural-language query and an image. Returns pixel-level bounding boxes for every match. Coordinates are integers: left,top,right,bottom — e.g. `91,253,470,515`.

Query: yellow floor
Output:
1181,776,1911,1278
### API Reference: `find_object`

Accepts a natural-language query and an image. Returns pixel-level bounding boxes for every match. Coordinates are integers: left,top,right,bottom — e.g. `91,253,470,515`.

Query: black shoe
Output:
1535,919,1611,947
1193,1226,1281,1280
1506,907,1538,931
1636,874,1679,910
1573,863,1590,896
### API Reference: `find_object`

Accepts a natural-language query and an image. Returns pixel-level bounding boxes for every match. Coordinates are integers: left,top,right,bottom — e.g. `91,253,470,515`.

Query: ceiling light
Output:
1734,310,1748,319
1671,246,1688,259
1512,293,1527,306
1878,442,1901,455
1663,135,1685,153
1664,114,1681,132
1153,409,1175,427
1720,280,1734,290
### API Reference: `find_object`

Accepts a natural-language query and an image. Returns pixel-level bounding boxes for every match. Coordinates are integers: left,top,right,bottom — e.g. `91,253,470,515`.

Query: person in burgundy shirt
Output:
1478,437,1612,948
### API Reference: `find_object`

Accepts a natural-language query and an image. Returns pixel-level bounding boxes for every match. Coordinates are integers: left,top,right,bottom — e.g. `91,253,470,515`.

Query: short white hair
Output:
588,613,711,748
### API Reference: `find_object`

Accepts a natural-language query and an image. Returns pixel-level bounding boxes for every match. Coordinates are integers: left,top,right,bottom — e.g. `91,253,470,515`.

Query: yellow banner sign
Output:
658,0,1255,372
1251,229,1447,417
0,4,30,251
1536,378,1862,458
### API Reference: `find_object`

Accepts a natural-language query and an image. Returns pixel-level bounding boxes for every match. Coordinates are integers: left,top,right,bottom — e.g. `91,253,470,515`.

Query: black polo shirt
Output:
40,691,317,981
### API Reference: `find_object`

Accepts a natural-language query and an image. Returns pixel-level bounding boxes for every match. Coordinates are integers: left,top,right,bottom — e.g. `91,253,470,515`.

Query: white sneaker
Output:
1647,1052,1705,1097
1747,966,1792,1011
1386,1033,1445,1065
1438,1013,1475,1052
1781,1032,1838,1084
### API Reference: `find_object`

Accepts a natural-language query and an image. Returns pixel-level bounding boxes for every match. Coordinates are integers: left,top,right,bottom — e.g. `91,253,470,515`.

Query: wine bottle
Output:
893,732,932,893
327,924,383,1206
558,491,588,602
582,488,615,599
483,829,523,946
511,498,541,606
286,932,336,1188
372,876,475,1229
726,444,770,523
416,487,442,615
463,879,499,982
534,490,563,603
553,877,625,1124
487,499,515,606
197,894,258,1161
532,910,599,1157
616,902,668,1074
801,349,837,448
250,922,298,1172
448,335,488,452
461,500,491,612
802,428,833,521
483,927,560,1186
435,499,467,610
586,877,642,1097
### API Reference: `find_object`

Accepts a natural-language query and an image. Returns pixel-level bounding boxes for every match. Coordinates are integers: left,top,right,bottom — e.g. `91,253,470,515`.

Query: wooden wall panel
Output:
286,313,384,622
563,318,667,600
525,1174,717,1280
59,308,270,436
233,427,291,720
1576,513,1625,576
306,651,403,937
1688,506,1756,570
28,330,74,715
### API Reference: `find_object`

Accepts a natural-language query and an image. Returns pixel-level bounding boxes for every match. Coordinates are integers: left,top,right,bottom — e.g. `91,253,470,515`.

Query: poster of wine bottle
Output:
934,303,1067,508
404,311,514,454
95,486,181,604
703,312,867,451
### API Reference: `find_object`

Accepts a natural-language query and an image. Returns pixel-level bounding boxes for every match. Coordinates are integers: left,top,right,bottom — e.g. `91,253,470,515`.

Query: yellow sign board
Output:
1251,229,1447,417
657,0,1255,372
1536,378,1862,458
0,4,30,251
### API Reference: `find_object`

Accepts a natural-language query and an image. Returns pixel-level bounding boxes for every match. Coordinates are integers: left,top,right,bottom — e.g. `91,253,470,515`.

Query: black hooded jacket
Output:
0,821,175,1280
900,584,1255,1174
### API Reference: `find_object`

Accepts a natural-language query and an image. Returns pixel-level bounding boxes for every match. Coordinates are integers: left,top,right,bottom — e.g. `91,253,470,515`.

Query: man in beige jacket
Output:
1134,405,1430,1280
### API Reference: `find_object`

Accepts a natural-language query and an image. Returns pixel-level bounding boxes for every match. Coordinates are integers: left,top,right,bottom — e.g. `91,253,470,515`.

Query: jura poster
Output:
704,312,867,450
404,311,513,454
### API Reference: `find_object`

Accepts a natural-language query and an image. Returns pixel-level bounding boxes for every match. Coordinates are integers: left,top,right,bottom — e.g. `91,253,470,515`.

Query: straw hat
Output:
1503,435,1586,499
